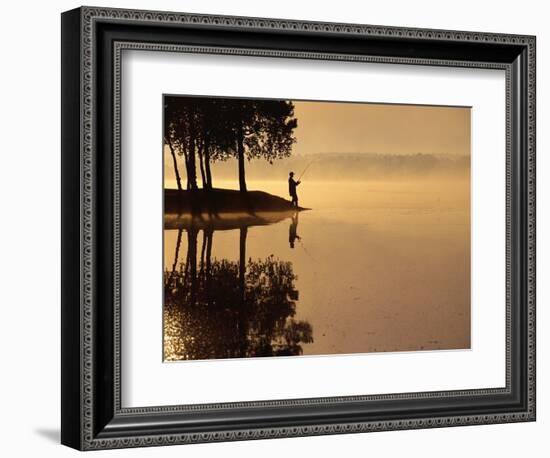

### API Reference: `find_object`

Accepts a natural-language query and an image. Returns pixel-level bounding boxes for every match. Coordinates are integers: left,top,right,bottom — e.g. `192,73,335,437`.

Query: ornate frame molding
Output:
61,6,536,450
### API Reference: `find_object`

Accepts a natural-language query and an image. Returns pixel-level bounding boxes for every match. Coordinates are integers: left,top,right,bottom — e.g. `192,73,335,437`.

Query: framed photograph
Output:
61,6,536,450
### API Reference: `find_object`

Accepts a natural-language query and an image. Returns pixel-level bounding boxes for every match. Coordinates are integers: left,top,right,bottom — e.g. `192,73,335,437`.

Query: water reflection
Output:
164,213,313,361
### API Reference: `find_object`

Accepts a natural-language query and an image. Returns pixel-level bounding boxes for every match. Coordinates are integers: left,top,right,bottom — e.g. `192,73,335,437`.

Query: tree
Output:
247,100,298,164
163,100,184,191
164,96,200,190
222,99,297,192
193,98,227,189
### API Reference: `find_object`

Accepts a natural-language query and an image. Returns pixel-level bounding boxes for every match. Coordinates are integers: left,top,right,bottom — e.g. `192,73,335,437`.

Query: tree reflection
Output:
164,225,313,361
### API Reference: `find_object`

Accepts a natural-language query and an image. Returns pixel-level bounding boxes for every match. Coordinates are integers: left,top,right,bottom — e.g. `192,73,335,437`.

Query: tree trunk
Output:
171,228,183,273
199,229,207,274
239,226,247,287
237,124,247,192
205,228,213,275
198,146,207,189
188,133,198,190
205,229,213,309
187,228,198,306
165,138,182,191
204,136,213,190
167,228,183,286
238,226,248,355
180,149,190,190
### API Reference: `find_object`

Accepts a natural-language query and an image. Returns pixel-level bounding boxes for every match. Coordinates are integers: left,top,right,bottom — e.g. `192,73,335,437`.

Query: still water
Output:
163,178,470,361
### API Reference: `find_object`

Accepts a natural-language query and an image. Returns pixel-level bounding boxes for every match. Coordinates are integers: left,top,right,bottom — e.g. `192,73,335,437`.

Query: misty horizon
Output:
164,150,470,188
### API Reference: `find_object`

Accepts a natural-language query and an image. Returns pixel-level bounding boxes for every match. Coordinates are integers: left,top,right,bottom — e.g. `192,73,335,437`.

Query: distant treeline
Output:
206,152,470,181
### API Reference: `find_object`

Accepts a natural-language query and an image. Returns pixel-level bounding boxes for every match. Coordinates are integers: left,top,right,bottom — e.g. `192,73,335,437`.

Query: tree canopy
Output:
164,96,298,192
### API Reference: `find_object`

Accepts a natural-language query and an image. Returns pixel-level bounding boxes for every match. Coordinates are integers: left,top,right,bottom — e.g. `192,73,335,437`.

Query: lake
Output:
163,178,470,361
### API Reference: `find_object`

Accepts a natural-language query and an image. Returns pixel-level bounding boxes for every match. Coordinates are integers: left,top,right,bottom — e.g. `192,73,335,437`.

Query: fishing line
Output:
297,159,316,181
296,237,317,262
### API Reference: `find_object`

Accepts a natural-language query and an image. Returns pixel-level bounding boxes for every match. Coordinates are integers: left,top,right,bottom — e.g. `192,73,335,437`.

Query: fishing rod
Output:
297,159,316,181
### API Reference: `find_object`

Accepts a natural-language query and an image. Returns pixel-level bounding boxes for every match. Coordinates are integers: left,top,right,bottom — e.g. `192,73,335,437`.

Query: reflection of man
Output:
289,212,301,248
288,171,301,207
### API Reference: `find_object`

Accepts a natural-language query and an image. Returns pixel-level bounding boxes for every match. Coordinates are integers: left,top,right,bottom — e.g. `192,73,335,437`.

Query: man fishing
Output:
288,171,301,207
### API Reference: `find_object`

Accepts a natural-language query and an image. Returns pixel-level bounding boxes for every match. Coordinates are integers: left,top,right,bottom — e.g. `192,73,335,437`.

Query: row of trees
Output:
164,96,298,192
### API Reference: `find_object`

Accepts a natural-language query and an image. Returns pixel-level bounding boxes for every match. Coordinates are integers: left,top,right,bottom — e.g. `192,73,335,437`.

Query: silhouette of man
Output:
288,172,301,207
289,212,301,248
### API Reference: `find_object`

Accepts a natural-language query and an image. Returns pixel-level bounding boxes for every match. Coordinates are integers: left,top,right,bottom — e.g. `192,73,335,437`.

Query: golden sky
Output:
292,101,470,156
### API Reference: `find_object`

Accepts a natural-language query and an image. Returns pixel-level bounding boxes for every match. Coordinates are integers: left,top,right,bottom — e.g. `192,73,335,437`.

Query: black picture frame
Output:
61,6,536,450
